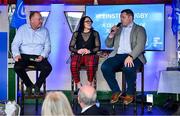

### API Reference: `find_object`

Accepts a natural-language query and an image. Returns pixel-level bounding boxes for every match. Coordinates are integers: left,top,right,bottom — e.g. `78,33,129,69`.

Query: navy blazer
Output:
80,105,109,115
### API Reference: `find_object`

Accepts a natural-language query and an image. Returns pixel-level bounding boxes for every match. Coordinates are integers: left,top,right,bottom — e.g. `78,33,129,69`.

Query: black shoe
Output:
34,86,40,95
26,87,32,96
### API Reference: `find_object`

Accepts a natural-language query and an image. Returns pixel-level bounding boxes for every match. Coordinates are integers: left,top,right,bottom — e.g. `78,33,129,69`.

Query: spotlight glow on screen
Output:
86,4,165,51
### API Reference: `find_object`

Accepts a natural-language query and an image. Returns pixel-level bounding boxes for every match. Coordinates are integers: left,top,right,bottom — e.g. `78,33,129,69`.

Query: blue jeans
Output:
101,54,143,95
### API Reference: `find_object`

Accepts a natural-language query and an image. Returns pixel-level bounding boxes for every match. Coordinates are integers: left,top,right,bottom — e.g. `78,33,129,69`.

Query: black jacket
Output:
80,105,109,115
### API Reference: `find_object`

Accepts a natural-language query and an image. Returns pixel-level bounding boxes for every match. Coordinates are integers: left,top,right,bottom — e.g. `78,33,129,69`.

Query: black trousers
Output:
14,54,52,88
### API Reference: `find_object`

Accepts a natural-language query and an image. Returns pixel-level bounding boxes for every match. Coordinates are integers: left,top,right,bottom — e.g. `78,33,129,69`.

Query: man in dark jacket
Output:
78,85,109,115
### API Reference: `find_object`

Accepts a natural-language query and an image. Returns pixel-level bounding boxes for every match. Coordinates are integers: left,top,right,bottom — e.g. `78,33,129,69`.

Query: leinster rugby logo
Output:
17,1,26,19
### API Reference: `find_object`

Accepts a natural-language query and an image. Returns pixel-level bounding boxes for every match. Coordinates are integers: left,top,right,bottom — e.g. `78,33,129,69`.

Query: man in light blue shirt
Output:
12,11,52,95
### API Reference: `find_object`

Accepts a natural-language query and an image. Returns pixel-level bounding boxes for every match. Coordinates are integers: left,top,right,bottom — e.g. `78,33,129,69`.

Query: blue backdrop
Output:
0,32,8,100
86,4,165,51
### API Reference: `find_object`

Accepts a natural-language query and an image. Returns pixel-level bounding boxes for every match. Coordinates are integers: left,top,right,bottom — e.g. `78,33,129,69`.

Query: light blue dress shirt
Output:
117,22,133,54
12,24,51,58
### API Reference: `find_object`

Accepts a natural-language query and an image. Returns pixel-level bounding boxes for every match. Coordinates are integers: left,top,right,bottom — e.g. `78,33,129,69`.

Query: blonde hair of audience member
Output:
41,91,74,116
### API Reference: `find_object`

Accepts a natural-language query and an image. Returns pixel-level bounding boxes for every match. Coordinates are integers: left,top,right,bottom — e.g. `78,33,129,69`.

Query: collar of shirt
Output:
123,22,134,28
81,105,94,113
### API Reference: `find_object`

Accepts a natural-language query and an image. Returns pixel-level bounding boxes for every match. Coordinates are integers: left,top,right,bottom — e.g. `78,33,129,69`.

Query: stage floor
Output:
23,102,176,115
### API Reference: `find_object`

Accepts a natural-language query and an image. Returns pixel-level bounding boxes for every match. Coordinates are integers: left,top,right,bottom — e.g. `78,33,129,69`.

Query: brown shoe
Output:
123,95,134,105
110,92,122,103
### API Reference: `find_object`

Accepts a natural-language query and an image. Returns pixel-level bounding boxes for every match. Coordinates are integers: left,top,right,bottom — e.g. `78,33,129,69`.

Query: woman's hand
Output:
77,49,85,55
77,48,91,55
83,48,91,54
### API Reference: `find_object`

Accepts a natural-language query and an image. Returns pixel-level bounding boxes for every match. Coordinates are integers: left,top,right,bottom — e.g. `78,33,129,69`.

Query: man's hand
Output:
124,56,134,67
35,56,44,62
109,25,118,38
14,55,22,62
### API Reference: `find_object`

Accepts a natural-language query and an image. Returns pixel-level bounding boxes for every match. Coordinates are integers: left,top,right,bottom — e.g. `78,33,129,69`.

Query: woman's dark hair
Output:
78,16,93,32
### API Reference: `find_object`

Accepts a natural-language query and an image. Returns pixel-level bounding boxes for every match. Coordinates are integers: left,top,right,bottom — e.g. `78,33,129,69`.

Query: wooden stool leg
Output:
35,70,39,111
21,81,24,115
121,72,126,112
134,80,137,114
141,68,144,114
71,77,74,106
36,99,38,111
122,72,126,93
44,81,46,94
71,76,76,111
17,76,24,115
18,68,47,115
94,74,97,89
17,76,19,104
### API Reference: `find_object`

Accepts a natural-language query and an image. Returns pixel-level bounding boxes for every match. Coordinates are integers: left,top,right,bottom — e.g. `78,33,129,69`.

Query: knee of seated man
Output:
101,63,110,72
14,65,24,71
43,65,52,72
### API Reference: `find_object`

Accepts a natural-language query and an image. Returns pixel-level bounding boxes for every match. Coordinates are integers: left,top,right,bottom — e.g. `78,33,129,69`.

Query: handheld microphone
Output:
111,23,121,32
116,22,121,27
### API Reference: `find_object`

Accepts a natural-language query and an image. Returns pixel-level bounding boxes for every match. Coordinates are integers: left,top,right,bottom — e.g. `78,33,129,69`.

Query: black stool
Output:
17,65,46,114
123,65,144,114
112,65,144,115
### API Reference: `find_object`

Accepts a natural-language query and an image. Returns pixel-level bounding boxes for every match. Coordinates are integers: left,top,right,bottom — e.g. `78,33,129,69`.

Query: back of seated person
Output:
78,85,109,115
41,91,74,116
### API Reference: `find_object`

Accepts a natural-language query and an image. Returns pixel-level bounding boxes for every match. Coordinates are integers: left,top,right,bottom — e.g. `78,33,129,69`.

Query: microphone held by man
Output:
109,23,121,38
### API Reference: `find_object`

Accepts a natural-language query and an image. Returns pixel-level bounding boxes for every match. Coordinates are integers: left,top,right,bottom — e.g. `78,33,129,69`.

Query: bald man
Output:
12,11,52,95
78,85,109,115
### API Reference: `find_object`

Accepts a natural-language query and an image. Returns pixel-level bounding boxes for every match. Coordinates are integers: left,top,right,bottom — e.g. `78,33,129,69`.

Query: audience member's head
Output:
41,91,74,116
78,85,97,108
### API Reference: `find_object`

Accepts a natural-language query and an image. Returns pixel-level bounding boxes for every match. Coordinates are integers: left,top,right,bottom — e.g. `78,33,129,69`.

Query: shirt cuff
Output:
13,53,20,59
41,53,47,58
128,54,133,59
